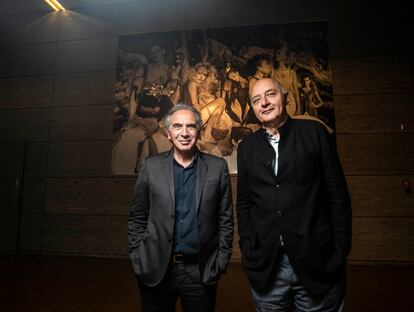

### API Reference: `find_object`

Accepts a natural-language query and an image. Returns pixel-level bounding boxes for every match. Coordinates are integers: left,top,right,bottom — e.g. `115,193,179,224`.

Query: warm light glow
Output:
44,0,59,11
44,0,65,11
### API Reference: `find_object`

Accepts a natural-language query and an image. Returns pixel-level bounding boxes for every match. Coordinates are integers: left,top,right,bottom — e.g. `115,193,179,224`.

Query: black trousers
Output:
138,262,217,312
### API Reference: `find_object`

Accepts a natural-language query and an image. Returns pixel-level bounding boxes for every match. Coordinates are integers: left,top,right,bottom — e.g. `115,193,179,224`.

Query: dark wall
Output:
1,0,413,263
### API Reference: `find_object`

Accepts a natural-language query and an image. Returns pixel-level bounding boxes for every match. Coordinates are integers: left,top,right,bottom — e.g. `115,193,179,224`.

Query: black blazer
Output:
128,149,233,287
236,117,352,296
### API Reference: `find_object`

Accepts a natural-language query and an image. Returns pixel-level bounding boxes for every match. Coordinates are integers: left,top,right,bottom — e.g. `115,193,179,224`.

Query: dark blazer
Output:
236,117,352,296
128,149,233,287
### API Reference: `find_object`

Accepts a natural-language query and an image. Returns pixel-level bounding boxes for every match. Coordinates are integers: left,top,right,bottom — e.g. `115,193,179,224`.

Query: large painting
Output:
112,22,333,175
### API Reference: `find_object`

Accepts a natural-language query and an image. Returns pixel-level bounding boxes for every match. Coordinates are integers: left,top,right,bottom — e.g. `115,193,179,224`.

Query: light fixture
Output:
44,0,65,11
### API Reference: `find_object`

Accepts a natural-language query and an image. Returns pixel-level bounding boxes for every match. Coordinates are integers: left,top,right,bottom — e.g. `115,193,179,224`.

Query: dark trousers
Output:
138,262,217,312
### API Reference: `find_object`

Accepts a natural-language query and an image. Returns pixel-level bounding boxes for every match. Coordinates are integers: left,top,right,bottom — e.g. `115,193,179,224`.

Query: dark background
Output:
0,0,413,267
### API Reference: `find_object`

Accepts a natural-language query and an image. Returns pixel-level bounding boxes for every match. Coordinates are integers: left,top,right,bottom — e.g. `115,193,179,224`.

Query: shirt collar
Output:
261,116,292,141
173,149,199,169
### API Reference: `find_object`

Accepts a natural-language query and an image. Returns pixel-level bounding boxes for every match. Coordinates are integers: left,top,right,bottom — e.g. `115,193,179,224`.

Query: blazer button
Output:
167,236,171,242
276,184,281,190
276,210,283,217
170,214,175,220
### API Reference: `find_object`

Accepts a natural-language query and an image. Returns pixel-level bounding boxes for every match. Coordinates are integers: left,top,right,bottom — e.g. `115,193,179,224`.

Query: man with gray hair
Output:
129,104,233,311
237,78,351,311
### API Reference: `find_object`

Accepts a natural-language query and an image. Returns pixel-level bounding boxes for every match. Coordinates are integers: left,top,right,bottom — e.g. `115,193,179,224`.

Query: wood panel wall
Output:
1,0,413,264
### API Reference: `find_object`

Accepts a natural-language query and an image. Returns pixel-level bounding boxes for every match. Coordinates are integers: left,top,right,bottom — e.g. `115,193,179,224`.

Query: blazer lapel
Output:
162,149,175,206
196,153,207,213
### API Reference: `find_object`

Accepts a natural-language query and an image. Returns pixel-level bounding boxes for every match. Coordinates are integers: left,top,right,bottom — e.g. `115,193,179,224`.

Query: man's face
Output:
167,110,198,153
250,78,287,125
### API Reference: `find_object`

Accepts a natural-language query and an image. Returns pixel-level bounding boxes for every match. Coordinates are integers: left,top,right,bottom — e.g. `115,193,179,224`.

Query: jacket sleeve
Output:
128,159,150,252
217,160,234,270
236,141,252,253
318,126,352,257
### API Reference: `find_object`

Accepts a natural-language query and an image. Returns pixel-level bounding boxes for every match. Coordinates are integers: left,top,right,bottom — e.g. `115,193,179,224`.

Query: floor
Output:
1,255,413,311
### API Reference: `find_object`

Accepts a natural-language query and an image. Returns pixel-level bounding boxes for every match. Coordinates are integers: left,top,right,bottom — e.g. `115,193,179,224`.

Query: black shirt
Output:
173,157,199,255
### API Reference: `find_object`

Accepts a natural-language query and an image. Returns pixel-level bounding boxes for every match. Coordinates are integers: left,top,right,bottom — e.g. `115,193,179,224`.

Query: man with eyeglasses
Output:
237,78,352,311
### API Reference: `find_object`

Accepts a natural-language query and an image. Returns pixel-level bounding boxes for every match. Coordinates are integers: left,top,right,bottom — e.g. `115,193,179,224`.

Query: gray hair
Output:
249,78,288,106
163,104,202,131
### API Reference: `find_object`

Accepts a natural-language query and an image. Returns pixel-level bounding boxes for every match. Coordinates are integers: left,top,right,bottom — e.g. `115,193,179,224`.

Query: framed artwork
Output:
112,22,333,175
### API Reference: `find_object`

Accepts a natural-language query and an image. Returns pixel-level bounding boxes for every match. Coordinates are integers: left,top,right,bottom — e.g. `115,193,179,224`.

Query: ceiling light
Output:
44,0,65,11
